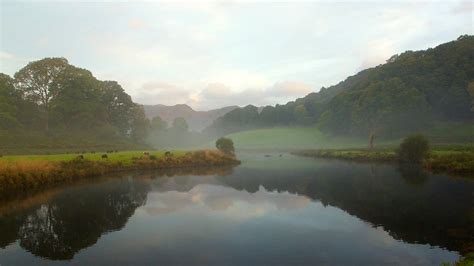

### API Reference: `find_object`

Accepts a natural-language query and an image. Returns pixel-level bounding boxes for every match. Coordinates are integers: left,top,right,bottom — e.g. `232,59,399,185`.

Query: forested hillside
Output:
0,58,149,154
206,35,474,140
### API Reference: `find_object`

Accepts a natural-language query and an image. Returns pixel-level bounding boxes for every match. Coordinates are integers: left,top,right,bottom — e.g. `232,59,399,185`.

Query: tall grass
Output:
0,150,240,194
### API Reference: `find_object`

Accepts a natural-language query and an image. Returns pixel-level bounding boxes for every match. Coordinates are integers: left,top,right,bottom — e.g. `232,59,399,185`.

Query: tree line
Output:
205,35,474,142
0,58,149,143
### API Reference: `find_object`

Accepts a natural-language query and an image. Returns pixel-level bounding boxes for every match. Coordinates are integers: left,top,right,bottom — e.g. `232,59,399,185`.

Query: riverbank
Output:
0,150,240,194
294,147,474,177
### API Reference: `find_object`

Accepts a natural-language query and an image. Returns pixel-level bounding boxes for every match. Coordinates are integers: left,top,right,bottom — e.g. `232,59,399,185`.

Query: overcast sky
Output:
0,0,472,110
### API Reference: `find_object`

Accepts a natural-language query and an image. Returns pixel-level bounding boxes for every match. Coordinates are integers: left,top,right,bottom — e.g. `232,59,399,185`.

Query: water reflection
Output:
0,155,472,265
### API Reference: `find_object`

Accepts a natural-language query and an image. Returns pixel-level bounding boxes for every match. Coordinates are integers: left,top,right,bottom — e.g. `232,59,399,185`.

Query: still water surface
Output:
0,152,473,265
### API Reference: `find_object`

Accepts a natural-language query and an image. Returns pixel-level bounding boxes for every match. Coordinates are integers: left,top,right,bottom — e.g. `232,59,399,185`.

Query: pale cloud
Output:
128,19,150,30
199,69,272,92
451,1,473,14
134,81,193,106
0,51,14,60
271,81,312,97
191,80,314,109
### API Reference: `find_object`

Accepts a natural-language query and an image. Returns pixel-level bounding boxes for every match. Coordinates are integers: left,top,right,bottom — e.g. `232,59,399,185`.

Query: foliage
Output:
397,134,430,163
150,115,167,131
216,137,235,155
171,117,189,132
0,57,151,148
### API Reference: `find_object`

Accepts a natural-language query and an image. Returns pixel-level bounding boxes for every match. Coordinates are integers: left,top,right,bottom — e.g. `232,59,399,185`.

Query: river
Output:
0,152,472,265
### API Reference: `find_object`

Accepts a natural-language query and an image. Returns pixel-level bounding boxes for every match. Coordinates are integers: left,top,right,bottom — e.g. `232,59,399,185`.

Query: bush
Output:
398,134,430,163
216,137,235,155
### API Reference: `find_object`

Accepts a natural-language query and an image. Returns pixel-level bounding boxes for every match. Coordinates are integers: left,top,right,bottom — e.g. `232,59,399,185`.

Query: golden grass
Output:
0,149,240,194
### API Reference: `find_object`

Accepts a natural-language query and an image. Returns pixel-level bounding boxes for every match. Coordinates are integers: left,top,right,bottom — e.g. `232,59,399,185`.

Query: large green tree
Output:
14,57,70,131
100,81,136,137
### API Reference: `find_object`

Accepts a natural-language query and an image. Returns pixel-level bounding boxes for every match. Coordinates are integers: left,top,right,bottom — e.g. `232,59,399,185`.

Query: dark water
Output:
0,152,473,266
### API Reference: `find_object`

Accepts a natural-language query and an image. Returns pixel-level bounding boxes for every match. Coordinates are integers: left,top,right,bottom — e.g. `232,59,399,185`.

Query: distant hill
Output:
143,104,238,131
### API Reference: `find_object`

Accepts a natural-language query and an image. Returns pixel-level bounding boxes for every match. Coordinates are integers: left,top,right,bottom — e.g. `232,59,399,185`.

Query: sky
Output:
0,0,472,110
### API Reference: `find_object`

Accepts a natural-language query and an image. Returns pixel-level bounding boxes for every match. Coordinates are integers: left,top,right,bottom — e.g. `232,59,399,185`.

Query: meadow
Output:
225,123,474,151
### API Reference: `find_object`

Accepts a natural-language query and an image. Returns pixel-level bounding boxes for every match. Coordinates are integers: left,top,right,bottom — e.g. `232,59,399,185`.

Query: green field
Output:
225,123,474,151
225,127,393,150
0,150,187,166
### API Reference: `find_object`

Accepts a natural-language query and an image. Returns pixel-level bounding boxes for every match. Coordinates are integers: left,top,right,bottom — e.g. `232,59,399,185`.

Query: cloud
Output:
200,83,233,99
128,19,150,30
451,1,473,14
271,81,313,98
133,81,193,106
191,80,314,109
0,51,14,60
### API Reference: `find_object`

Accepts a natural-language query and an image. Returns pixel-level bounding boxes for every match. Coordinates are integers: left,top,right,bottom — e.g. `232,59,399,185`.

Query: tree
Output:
397,134,430,163
14,58,70,131
129,105,149,143
150,115,167,131
50,67,103,129
100,81,135,136
468,81,474,112
216,137,235,155
351,78,431,149
171,117,188,132
0,74,21,129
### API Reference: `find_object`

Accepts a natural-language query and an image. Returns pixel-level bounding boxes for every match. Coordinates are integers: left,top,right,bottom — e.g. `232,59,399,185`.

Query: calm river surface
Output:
0,152,473,265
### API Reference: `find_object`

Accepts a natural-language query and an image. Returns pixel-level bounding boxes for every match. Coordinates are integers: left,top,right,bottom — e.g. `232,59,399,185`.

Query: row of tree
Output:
206,35,474,141
0,58,149,142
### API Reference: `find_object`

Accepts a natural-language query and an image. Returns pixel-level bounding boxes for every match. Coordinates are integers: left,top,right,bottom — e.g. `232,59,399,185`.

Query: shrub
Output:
398,134,430,163
216,137,235,155
149,155,157,160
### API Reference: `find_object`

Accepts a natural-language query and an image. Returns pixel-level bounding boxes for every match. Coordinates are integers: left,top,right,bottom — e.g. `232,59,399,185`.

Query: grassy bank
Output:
0,150,240,194
294,147,474,176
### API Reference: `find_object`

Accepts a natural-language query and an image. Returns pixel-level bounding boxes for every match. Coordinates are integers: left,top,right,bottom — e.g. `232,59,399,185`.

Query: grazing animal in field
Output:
101,154,108,159
77,155,84,159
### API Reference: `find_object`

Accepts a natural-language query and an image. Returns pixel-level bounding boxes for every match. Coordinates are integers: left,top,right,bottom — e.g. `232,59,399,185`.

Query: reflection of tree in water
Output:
5,178,149,260
398,163,429,186
0,165,237,260
217,162,474,255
